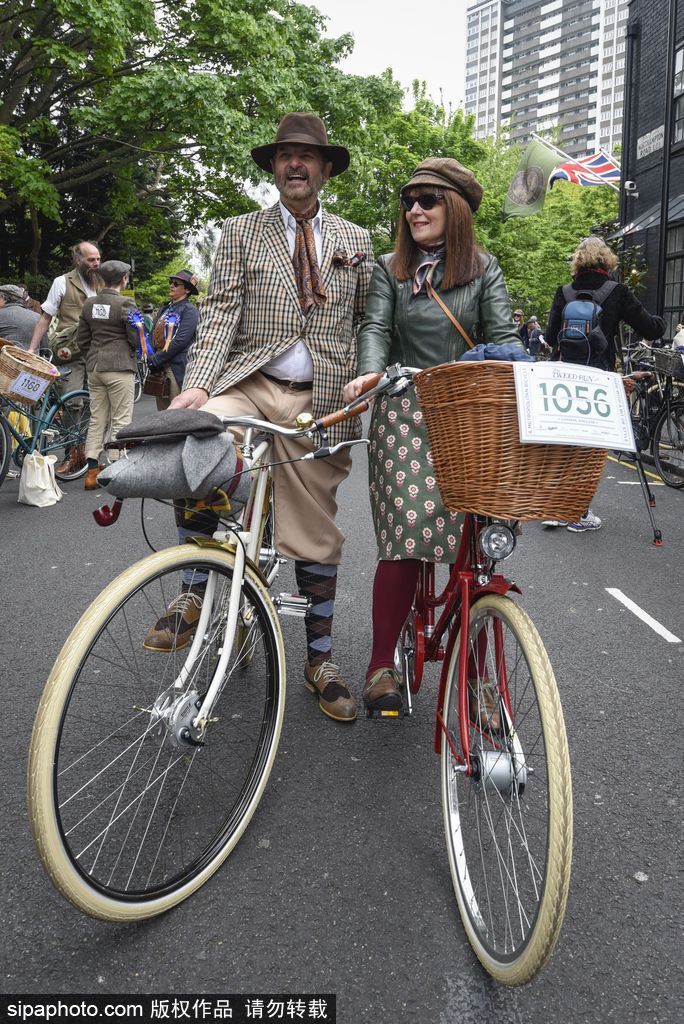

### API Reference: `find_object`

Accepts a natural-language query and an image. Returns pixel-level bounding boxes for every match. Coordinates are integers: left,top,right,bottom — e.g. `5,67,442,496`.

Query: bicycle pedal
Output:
274,593,311,617
365,705,412,719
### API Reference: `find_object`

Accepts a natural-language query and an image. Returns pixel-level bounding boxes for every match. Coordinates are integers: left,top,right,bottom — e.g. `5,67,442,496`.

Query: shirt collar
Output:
279,200,323,232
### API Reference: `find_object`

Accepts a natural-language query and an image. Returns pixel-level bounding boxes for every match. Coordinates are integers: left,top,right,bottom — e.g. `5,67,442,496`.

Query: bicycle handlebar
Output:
316,372,384,429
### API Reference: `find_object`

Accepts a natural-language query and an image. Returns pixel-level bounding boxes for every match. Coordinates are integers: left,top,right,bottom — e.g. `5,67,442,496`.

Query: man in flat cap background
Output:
146,112,374,725
76,260,138,490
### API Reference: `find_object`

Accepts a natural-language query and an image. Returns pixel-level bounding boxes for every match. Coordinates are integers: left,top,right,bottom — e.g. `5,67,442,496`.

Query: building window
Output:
664,226,684,339
674,47,684,144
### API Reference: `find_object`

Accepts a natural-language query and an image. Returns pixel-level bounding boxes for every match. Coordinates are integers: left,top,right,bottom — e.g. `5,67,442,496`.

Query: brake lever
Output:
303,438,370,460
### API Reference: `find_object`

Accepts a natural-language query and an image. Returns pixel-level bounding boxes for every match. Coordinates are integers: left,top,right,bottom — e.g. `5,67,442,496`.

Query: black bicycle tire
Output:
0,413,11,487
44,390,90,480
652,401,684,488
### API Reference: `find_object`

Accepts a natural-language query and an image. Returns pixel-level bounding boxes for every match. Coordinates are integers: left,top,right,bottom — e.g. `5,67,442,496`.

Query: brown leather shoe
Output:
56,443,86,476
143,585,205,652
363,668,403,712
469,677,502,733
304,661,357,722
84,466,104,490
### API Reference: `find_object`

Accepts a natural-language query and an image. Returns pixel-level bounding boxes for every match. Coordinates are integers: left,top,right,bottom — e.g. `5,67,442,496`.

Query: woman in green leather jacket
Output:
343,157,522,712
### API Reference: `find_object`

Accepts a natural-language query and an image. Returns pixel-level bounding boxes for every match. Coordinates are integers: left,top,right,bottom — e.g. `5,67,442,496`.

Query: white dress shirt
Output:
260,201,323,382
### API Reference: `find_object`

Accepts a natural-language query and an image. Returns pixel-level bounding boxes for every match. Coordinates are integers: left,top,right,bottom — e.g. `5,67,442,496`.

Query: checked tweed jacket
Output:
183,203,375,444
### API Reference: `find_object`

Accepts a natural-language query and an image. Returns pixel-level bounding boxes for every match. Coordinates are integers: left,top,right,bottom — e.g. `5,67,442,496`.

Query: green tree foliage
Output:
472,136,619,320
1,0,396,280
326,84,485,253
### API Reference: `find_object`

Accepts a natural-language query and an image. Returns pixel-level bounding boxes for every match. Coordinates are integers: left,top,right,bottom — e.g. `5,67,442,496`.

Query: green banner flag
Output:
503,139,560,218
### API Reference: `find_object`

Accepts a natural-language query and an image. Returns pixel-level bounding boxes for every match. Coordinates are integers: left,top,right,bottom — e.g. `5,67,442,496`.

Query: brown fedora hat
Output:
169,269,199,296
251,112,350,177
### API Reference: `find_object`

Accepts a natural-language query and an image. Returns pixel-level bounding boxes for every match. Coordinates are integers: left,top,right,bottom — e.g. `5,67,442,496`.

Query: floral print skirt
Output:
368,390,462,561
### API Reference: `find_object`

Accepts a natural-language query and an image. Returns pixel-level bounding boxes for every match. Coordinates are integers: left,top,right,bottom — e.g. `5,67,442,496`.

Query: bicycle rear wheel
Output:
0,413,10,487
652,402,684,487
441,594,572,985
43,390,90,479
28,544,286,921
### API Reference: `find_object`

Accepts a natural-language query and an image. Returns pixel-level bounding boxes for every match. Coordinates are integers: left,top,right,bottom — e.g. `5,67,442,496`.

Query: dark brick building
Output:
619,0,684,339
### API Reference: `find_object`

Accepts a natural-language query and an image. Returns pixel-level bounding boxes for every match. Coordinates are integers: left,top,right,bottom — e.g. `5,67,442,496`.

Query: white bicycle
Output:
27,397,368,921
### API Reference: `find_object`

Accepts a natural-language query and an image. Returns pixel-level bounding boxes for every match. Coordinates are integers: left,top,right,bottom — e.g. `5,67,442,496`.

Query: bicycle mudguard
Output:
186,535,271,590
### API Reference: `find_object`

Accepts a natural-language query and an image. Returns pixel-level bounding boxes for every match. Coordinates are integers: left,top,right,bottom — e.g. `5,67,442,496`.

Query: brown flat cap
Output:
251,113,350,177
401,157,484,213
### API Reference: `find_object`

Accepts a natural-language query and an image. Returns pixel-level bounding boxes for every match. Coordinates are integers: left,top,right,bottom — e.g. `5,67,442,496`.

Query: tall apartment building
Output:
465,0,629,156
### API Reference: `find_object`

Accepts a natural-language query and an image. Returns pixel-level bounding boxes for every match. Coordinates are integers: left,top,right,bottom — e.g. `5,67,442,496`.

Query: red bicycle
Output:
343,364,573,985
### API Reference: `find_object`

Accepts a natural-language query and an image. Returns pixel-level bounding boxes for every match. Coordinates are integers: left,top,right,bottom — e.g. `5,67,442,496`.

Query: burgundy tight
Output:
367,559,421,677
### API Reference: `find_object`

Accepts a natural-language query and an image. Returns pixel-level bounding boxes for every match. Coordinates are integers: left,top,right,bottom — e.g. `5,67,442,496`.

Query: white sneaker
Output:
566,510,602,532
542,518,568,528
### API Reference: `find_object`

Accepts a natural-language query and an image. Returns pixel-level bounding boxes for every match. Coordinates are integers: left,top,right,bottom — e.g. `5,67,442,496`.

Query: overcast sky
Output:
311,1,469,108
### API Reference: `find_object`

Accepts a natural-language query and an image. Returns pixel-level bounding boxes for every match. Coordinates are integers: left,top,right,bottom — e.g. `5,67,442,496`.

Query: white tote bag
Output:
18,452,64,507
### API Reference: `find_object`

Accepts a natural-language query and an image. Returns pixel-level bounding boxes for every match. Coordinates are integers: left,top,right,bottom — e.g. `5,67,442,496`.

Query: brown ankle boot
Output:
84,465,103,490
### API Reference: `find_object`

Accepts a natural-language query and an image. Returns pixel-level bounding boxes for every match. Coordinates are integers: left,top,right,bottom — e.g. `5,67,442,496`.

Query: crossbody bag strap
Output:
425,280,474,349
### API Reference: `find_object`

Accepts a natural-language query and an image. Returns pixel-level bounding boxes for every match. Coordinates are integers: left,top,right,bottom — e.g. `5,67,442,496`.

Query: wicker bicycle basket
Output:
415,361,608,522
0,343,59,407
652,346,684,379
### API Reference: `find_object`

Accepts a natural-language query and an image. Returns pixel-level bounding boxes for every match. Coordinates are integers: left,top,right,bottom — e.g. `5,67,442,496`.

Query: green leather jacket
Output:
356,252,523,374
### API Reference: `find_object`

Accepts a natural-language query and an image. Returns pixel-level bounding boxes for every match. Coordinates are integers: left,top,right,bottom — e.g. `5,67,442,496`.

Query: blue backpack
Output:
558,280,618,367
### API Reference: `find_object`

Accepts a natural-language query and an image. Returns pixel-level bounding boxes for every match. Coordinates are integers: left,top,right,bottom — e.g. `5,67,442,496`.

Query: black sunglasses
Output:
400,192,445,212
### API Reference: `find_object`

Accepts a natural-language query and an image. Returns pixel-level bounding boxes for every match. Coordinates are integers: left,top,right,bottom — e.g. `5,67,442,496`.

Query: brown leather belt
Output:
260,371,313,392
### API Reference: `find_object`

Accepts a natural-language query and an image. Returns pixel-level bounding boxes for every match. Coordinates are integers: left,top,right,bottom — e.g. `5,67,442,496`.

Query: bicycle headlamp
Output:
479,523,516,561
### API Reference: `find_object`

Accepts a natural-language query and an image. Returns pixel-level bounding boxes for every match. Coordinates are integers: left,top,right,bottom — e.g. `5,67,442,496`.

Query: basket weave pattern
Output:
415,361,607,521
0,344,59,407
652,347,684,378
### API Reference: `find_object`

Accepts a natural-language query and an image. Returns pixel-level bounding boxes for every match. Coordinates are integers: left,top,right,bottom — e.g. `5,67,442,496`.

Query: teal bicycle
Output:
0,363,90,488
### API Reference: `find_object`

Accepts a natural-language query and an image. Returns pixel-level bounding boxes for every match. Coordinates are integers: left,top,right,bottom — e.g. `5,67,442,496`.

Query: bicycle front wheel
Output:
28,544,286,921
441,594,572,985
653,402,684,487
43,390,90,479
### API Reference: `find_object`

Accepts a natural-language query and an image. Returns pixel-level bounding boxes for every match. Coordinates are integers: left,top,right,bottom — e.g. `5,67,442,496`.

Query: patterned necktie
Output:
292,211,327,313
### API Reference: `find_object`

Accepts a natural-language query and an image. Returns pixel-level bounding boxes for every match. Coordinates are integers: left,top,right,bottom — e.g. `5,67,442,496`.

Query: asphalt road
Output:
1,399,681,1023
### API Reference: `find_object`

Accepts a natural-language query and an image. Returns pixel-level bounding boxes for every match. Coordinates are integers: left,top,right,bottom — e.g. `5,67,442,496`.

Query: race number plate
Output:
10,370,51,402
513,363,635,452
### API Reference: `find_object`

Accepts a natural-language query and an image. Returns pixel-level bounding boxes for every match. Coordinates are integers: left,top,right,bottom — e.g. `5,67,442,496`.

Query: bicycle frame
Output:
168,427,279,735
402,514,521,773
1,382,85,459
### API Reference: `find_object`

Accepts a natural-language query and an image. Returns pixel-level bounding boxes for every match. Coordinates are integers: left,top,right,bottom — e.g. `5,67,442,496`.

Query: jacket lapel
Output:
320,212,340,291
262,204,301,313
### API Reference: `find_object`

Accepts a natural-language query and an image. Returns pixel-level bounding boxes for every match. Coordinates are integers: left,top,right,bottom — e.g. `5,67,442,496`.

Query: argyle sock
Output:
367,559,421,676
295,561,338,666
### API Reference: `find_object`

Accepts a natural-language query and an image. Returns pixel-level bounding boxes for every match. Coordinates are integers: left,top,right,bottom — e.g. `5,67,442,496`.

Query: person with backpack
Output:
543,235,665,532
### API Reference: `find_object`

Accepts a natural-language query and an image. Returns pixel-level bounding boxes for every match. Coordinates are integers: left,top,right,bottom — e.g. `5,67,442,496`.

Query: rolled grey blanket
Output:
97,431,251,503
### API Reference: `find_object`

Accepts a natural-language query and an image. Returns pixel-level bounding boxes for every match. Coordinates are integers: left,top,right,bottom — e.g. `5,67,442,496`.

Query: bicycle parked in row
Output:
621,342,684,488
0,344,90,488
28,362,579,985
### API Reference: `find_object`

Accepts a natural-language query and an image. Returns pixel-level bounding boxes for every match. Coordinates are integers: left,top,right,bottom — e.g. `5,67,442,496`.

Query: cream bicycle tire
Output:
28,544,286,921
441,594,572,985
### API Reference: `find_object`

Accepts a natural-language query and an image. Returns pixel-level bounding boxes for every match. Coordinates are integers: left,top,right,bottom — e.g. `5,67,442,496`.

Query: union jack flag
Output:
549,152,620,188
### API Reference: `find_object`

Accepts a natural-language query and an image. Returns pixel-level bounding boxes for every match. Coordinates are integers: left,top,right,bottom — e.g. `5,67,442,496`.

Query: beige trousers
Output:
86,367,134,462
204,373,352,564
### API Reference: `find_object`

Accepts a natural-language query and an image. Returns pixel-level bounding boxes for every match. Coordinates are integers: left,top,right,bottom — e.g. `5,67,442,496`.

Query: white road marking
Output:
606,588,681,643
616,480,664,486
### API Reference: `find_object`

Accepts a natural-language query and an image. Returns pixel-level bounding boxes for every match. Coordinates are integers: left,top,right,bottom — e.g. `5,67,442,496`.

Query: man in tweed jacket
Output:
144,113,374,723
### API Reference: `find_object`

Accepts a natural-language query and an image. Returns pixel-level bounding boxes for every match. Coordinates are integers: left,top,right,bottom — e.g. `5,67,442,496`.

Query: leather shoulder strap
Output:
425,281,474,348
